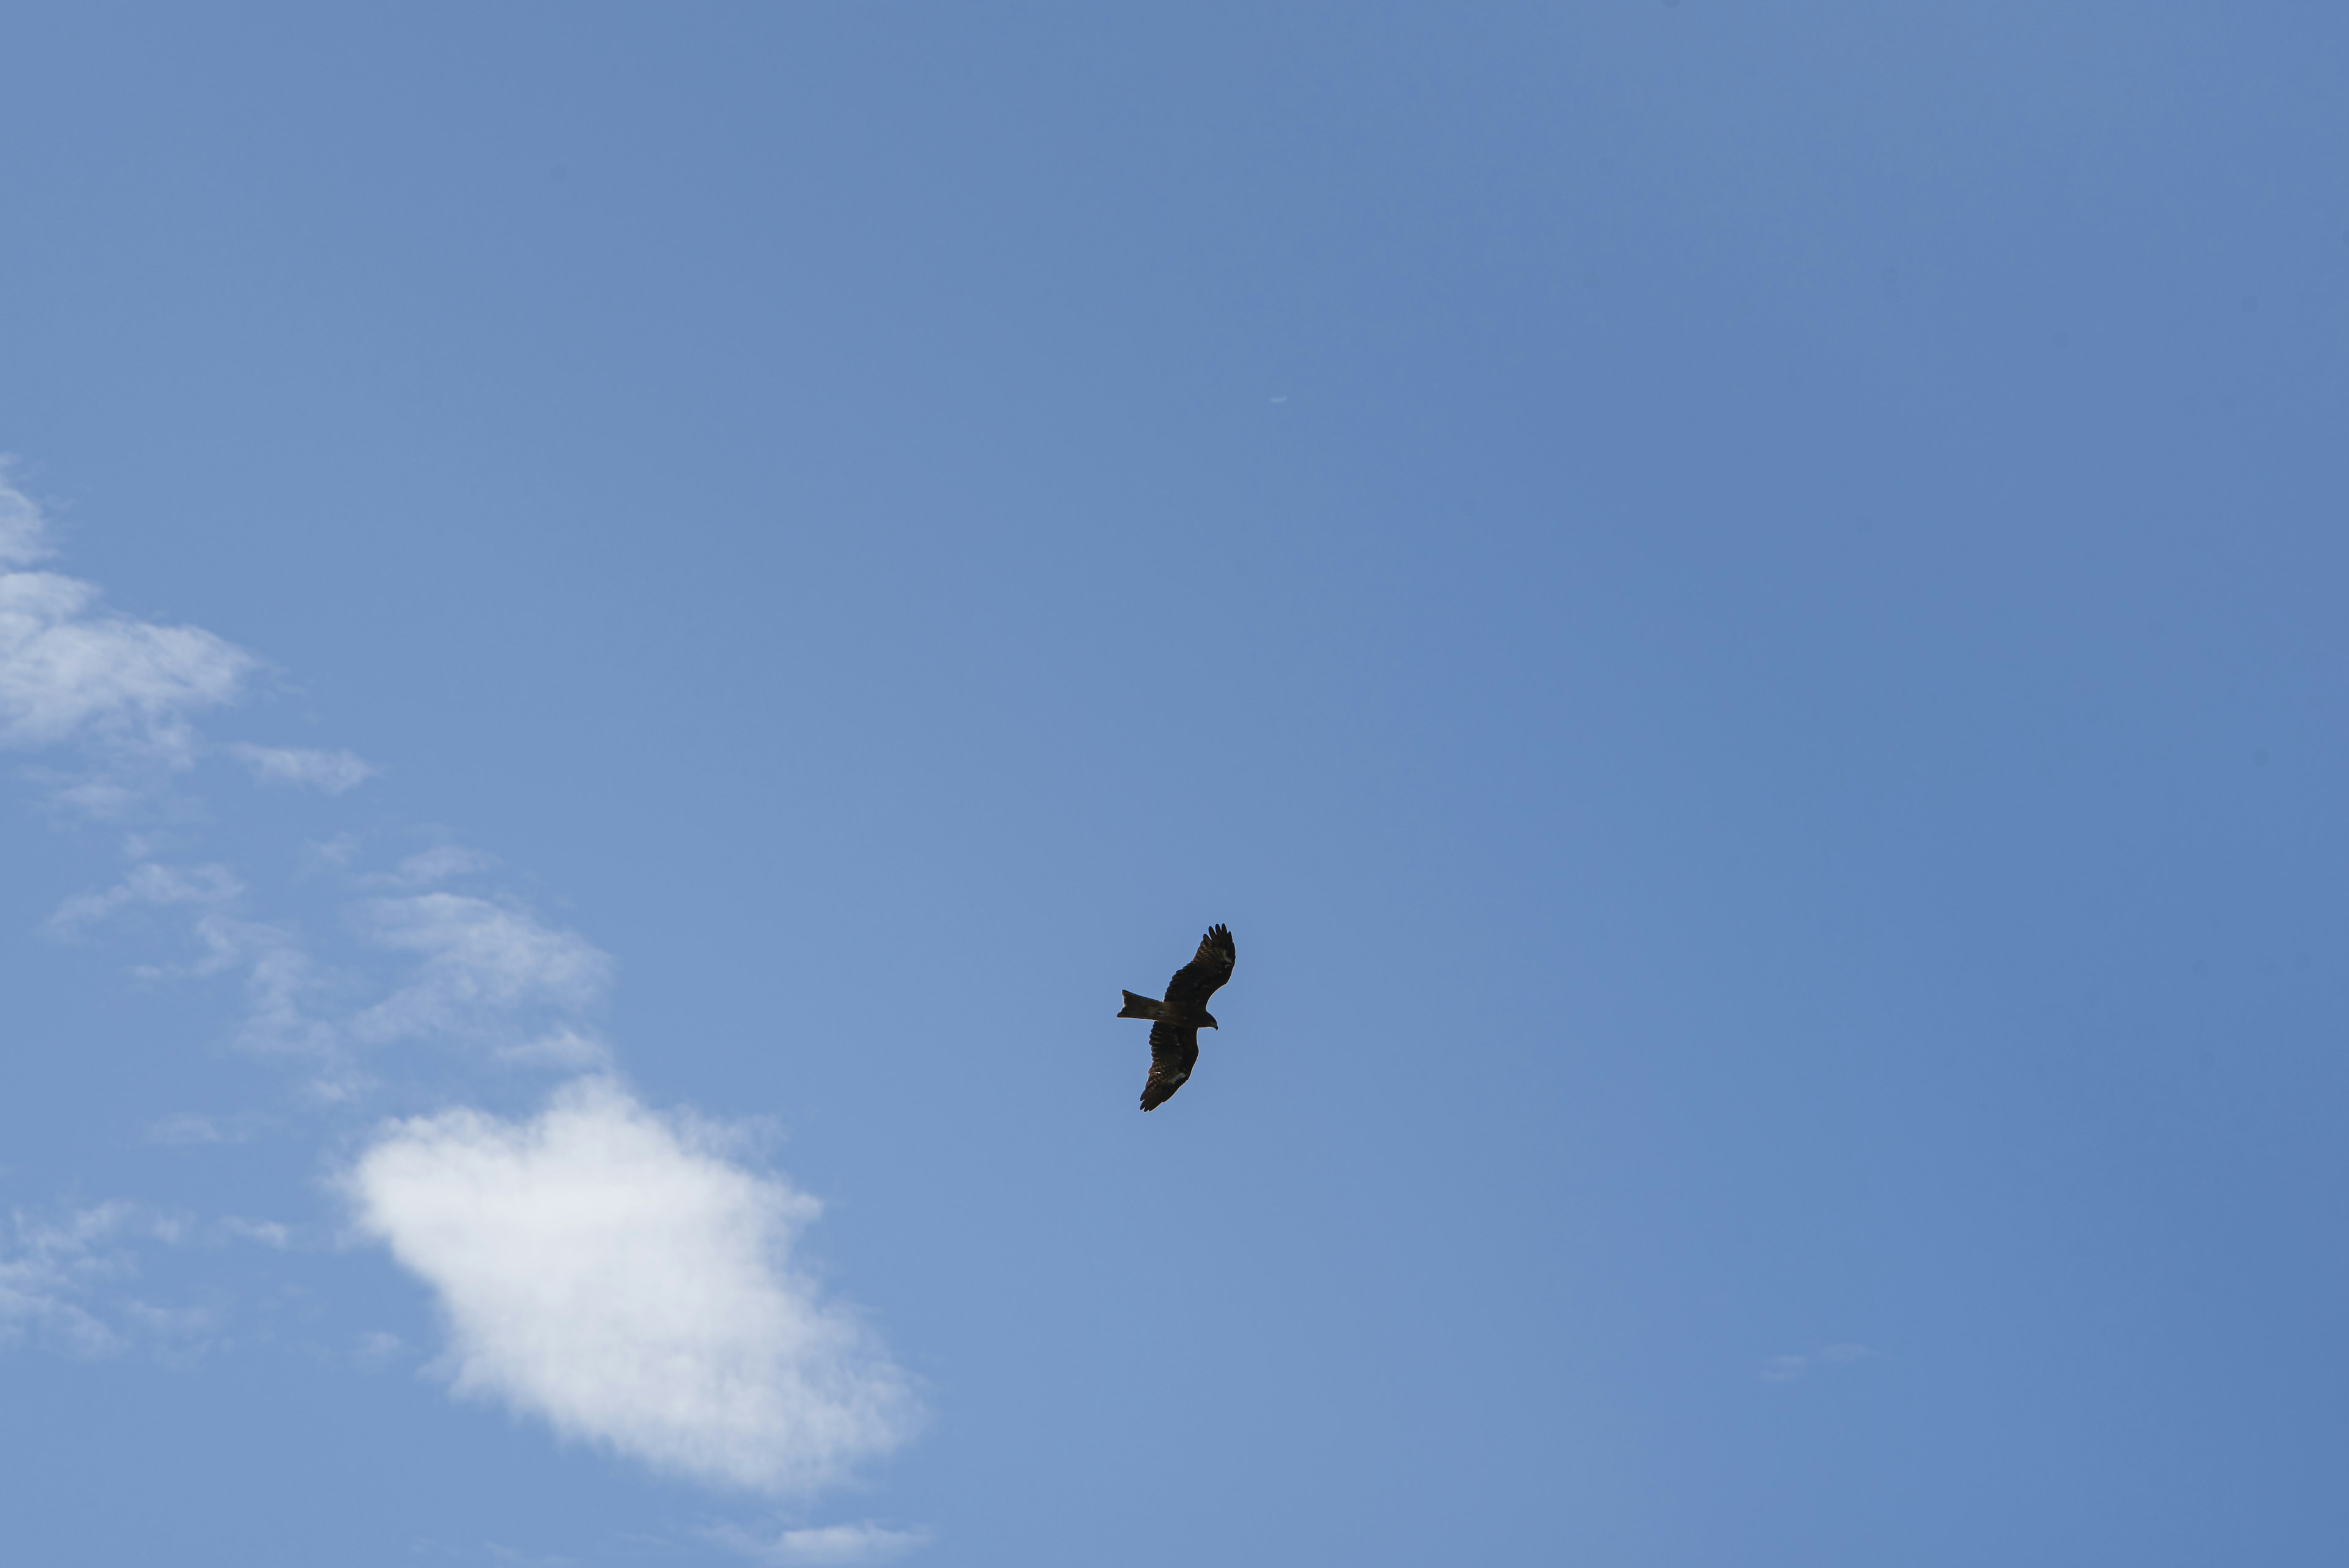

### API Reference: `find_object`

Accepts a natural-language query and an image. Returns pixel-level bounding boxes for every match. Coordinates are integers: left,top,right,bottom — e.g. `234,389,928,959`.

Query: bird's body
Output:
1118,924,1236,1111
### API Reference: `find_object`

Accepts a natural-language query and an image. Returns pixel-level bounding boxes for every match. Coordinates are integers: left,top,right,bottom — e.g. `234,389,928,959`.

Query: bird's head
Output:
1202,1011,1220,1030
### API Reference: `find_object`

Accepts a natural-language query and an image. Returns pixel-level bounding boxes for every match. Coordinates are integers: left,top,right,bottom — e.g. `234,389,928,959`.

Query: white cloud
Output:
491,1027,614,1072
147,1112,255,1146
47,861,243,934
218,1216,291,1249
119,1298,217,1338
0,464,54,568
361,844,498,890
346,1078,919,1495
53,867,607,1088
220,917,339,1055
1758,1343,1882,1383
0,1201,202,1358
0,571,256,759
711,1522,931,1564
351,893,612,1049
0,1205,135,1356
228,743,375,793
86,890,345,1069
40,775,145,819
0,469,256,765
300,833,362,874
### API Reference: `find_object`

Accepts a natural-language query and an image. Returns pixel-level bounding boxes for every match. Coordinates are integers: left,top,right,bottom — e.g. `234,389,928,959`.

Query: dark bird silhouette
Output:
1118,924,1236,1111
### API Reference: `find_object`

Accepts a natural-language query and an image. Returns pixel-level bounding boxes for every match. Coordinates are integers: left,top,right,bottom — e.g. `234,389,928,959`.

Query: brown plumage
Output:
1117,924,1237,1111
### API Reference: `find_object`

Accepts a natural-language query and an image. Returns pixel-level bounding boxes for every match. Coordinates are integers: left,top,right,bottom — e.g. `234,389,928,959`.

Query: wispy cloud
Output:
346,1078,921,1495
0,477,256,762
53,863,613,1085
710,1522,932,1564
0,466,52,568
228,743,376,794
0,1202,213,1357
1758,1342,1882,1383
47,861,243,934
147,1110,264,1146
351,893,612,1050
37,775,147,819
359,844,497,891
0,1205,139,1356
215,916,343,1061
490,1027,614,1072
218,1217,292,1249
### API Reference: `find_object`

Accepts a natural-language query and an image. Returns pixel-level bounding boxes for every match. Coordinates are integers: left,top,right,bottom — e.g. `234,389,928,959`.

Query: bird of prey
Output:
1117,924,1236,1112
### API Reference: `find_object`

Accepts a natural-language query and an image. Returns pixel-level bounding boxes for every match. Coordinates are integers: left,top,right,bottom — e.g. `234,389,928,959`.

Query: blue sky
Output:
4,4,2348,1563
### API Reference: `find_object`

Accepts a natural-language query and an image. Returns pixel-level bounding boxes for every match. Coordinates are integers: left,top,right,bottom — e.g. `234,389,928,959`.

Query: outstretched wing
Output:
1141,1021,1200,1112
1164,923,1236,1013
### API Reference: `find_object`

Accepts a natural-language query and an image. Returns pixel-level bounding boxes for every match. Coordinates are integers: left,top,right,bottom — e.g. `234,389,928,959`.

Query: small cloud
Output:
360,845,496,891
349,893,611,1050
0,1205,135,1357
353,1329,406,1370
1759,1342,1883,1383
43,776,143,819
148,1112,250,1146
300,833,362,876
120,1298,218,1339
134,910,306,994
0,463,56,567
93,901,341,1071
710,1522,931,1565
228,743,375,794
0,478,258,761
218,1217,291,1249
407,1539,579,1567
148,1109,283,1146
0,1200,199,1359
211,918,339,1057
344,1077,920,1495
492,1028,614,1072
46,861,242,934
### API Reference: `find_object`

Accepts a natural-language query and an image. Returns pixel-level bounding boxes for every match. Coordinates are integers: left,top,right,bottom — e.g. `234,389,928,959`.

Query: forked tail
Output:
1118,990,1167,1020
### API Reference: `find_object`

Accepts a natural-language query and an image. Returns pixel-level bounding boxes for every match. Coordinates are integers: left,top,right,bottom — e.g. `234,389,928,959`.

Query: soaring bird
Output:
1117,924,1237,1112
